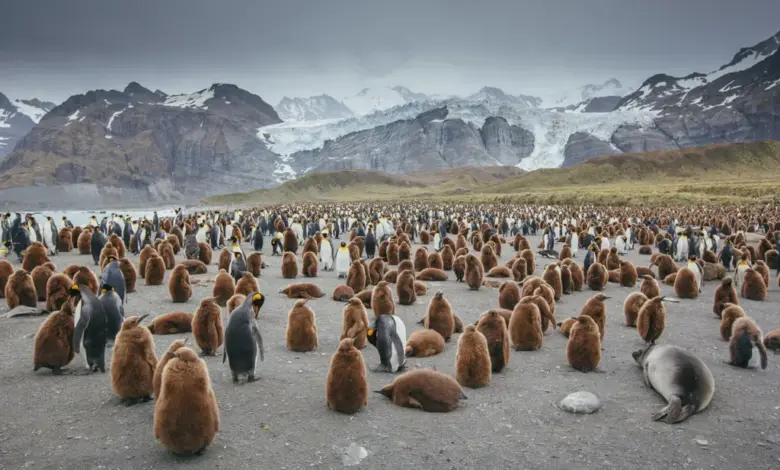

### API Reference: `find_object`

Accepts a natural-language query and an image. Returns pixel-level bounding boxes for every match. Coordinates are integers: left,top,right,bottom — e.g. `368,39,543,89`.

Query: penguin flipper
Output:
252,323,265,361
72,307,90,354
222,347,227,364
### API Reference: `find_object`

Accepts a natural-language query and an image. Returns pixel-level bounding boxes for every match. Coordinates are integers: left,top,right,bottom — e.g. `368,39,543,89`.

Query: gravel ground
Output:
1,233,779,470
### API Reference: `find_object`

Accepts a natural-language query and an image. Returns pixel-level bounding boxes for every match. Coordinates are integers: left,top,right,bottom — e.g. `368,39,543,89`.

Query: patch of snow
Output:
105,135,113,139
341,87,411,116
718,80,741,93
273,161,297,183
0,109,10,128
11,99,49,123
67,110,80,121
549,79,633,108
708,48,774,83
163,88,214,109
766,79,780,90
106,108,125,132
655,81,667,88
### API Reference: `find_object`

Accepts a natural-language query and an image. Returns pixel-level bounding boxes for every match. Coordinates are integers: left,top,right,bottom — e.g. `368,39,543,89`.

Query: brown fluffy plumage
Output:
22,242,50,272
168,265,192,303
118,258,137,293
286,299,318,352
652,254,678,280
226,294,246,314
281,252,298,279
464,254,484,290
405,329,445,357
235,272,259,297
566,315,602,372
340,298,370,349
720,303,746,340
346,260,367,292
713,277,738,317
138,246,157,279
31,264,54,302
762,328,780,353
279,282,326,299
111,315,158,402
586,263,608,291
476,309,510,372
740,268,766,301
179,259,208,275
367,280,393,317
144,255,166,286
45,273,72,311
636,297,666,344
415,268,448,282
619,260,638,287
191,297,223,356
5,269,37,309
728,316,768,369
673,267,699,299
498,280,521,311
154,347,220,454
367,258,384,285
623,292,648,327
153,339,188,400
148,312,193,334
212,269,235,306
414,247,429,273
580,293,609,340
509,300,542,351
396,270,417,305
640,275,660,299
0,259,13,298
33,303,75,373
376,369,465,412
525,290,557,332
246,252,262,277
301,251,318,278
332,284,355,302
455,325,491,388
198,242,213,265
568,262,584,291
542,264,562,300
558,317,577,338
480,245,498,273
424,291,455,341
77,229,92,254
326,338,368,414
158,241,175,270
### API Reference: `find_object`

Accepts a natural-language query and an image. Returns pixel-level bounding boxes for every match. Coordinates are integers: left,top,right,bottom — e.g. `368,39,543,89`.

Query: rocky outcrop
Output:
0,92,55,160
582,96,622,113
563,133,615,167
480,116,535,165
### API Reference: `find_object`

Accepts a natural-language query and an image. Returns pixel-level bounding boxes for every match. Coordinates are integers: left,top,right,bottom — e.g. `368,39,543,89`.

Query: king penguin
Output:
101,255,126,304
71,284,108,373
320,233,333,271
367,314,407,373
223,293,265,383
99,284,125,343
335,241,351,278
687,256,703,294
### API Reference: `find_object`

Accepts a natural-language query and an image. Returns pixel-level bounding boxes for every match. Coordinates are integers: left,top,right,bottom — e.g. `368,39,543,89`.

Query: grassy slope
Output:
204,140,780,206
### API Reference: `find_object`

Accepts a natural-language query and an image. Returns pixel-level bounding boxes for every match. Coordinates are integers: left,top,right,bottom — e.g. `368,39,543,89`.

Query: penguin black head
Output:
366,318,378,347
234,252,242,259
106,255,118,264
68,284,82,298
251,293,265,318
101,284,114,295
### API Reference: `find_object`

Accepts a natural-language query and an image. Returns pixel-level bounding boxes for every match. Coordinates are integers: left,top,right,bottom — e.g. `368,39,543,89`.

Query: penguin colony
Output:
2,205,779,460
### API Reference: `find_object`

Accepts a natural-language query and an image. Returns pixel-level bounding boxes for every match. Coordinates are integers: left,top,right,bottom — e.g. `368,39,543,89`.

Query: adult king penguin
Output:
320,233,334,271
367,314,407,373
101,255,126,304
335,242,351,278
41,216,58,256
71,284,108,373
223,293,265,383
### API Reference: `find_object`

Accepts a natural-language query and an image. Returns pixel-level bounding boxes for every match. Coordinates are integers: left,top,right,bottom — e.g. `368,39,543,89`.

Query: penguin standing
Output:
686,256,703,294
101,255,126,304
41,216,58,256
99,284,125,343
90,228,106,266
719,240,734,272
320,233,333,270
123,217,134,249
229,251,248,283
252,225,264,252
223,293,265,383
209,223,221,250
583,243,597,276
364,229,376,259
367,314,407,373
70,284,108,373
335,242,351,278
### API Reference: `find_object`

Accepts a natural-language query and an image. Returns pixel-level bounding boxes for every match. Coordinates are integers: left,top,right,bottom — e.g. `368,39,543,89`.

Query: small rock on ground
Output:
560,391,602,414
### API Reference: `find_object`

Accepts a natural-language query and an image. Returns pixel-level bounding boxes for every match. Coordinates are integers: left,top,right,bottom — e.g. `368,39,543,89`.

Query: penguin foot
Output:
247,374,258,383
195,446,208,456
51,367,65,375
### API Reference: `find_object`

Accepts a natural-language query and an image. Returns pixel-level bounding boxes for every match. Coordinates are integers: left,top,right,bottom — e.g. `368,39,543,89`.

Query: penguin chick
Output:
640,274,660,299
414,247,429,272
415,268,448,282
476,309,510,372
740,268,767,301
580,293,610,340
637,296,666,344
223,293,265,383
487,266,512,278
568,262,584,291
118,258,137,293
498,280,521,311
153,347,220,455
346,260,367,293
22,242,50,272
281,252,298,279
179,259,208,275
212,269,235,307
246,252,262,277
542,264,562,300
464,254,484,290
158,241,176,270
368,258,385,285
586,263,607,291
340,297,370,349
566,315,602,372
153,339,189,400
560,264,573,295
720,303,746,341
302,251,318,278
371,281,395,317
557,317,577,338
168,265,192,303
144,255,166,286
235,272,259,297
728,316,768,369
33,302,75,374
110,315,157,405
396,270,417,306
31,264,54,302
375,369,465,413
46,273,72,312
191,297,223,356
511,257,527,282
5,269,37,309
227,294,246,314
620,260,638,287
455,324,492,388
147,312,193,335
279,282,326,299
623,292,648,327
527,288,557,332
673,267,699,299
509,300,542,351
405,329,445,357
427,251,443,270
332,284,355,302
713,277,738,317
138,245,157,279
424,291,455,341
763,329,780,354
286,299,318,352
326,338,368,414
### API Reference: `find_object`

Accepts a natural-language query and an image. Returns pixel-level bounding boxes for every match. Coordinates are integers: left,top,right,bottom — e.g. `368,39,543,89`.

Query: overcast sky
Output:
1,0,779,105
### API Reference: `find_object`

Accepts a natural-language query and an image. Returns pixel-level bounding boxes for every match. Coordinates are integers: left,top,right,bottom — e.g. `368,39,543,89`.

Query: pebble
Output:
559,391,602,414
695,438,708,446
342,443,368,466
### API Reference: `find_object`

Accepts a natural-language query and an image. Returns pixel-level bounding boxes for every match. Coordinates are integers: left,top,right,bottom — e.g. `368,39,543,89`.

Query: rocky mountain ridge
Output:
0,92,56,160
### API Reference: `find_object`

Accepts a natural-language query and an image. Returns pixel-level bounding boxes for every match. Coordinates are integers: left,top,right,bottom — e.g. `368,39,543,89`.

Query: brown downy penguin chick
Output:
332,284,355,302
396,270,417,305
522,289,555,332
713,277,738,317
212,269,235,307
424,291,455,341
279,282,327,299
5,269,37,309
637,296,666,344
728,317,768,369
148,312,194,334
283,228,298,253
619,260,638,287
509,299,542,351
635,266,655,279
77,229,92,254
414,281,428,296
673,267,699,299
623,292,648,327
414,247,429,273
138,245,157,279
720,303,746,340
368,258,385,285
520,249,535,276
427,251,444,270
652,254,678,280
456,325,492,388
109,233,127,259
608,269,621,284
179,259,208,275
326,337,368,414
487,266,512,278
383,269,398,284
560,264,573,295
663,272,677,285
45,272,72,311
415,268,448,282
568,262,584,291
586,263,608,291
557,317,577,338
763,329,780,353
440,245,455,271
340,297,370,349
398,242,411,262
520,276,543,297
498,280,521,310
542,264,563,300
465,254,484,291
480,245,498,273
355,288,373,308
144,255,166,286
606,247,620,270
117,258,137,294
0,259,13,297
58,228,73,252
511,257,527,282
157,241,175,270
559,244,572,261
580,293,610,340
31,264,54,301
246,252,262,277
754,260,770,286
286,299,318,352
302,237,319,256
154,347,219,455
281,252,298,279
371,281,395,317
191,297,224,356
302,251,318,278
226,294,246,313
72,265,99,294
740,268,767,301
566,315,602,372
405,329,446,357
476,309,510,372
168,265,192,303
453,313,464,332
33,301,75,374
452,255,466,282
111,315,158,405
375,369,466,412
198,242,213,265
153,338,189,401
347,260,367,293
22,242,50,272
640,275,660,299
235,272,260,297
386,242,400,265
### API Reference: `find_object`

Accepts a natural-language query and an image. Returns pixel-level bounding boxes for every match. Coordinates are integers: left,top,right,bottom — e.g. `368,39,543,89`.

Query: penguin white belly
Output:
616,238,626,255
677,239,688,260
320,242,333,269
433,233,441,248
292,225,303,242
390,315,407,372
688,263,702,290
41,225,53,253
28,228,38,243
736,264,748,286
600,238,610,250
335,250,350,276
73,300,89,369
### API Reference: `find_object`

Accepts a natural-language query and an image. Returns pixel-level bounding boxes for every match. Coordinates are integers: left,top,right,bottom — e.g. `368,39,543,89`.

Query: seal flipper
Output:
652,395,684,423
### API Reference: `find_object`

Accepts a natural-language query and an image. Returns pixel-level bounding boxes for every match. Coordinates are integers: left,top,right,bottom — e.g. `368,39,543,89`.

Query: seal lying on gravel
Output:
632,344,714,424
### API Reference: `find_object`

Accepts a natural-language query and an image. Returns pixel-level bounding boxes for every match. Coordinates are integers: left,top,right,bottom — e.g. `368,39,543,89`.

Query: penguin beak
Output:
137,314,150,323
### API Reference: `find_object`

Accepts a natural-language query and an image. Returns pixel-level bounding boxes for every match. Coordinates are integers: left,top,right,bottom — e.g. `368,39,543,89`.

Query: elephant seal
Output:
632,344,714,424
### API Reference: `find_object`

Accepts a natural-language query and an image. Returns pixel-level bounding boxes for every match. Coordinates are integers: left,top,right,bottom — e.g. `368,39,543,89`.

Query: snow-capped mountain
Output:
340,86,432,116
550,78,634,110
276,95,354,121
0,92,56,158
465,87,543,109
